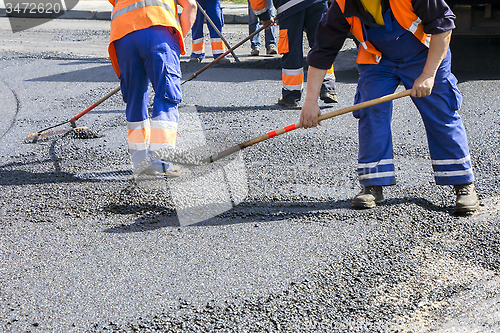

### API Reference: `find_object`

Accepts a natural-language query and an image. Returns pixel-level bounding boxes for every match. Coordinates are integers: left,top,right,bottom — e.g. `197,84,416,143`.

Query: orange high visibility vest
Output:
337,0,430,64
108,0,185,77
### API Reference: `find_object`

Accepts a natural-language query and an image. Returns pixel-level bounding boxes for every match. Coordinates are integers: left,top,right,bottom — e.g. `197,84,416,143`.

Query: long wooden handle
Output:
205,89,411,163
70,86,121,122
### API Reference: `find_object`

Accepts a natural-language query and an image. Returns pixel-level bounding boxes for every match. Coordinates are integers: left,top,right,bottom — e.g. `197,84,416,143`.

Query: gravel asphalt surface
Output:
1,18,500,332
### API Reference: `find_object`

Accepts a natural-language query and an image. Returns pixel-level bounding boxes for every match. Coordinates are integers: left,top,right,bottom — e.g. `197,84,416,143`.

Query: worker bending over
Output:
300,0,479,213
249,0,337,107
108,0,197,176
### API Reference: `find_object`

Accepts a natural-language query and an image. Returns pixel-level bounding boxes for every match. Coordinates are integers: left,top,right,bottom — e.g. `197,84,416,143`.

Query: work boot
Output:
250,48,260,56
266,45,278,55
320,86,338,103
189,57,202,63
454,183,479,213
351,185,383,209
143,164,182,178
278,96,299,108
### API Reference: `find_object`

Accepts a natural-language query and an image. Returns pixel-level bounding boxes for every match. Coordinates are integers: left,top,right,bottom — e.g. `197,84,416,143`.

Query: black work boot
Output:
278,96,299,107
320,86,338,103
454,183,479,214
351,186,383,209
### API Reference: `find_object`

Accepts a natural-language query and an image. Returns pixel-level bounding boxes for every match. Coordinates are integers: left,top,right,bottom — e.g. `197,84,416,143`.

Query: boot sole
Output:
454,202,479,214
351,200,377,209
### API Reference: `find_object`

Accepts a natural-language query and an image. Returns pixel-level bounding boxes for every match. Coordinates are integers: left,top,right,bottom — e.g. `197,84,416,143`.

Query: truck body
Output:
446,1,500,36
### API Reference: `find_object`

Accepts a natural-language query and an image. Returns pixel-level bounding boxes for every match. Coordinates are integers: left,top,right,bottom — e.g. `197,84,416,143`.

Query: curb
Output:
0,4,249,23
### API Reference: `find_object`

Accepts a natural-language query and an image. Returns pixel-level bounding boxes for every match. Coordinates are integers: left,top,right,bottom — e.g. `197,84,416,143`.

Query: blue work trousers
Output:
354,50,474,186
248,0,276,49
190,0,225,59
278,1,335,101
114,26,181,171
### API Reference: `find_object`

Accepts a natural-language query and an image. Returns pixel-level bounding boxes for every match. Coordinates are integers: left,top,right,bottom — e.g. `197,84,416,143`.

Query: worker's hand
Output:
261,17,275,27
299,98,321,128
411,72,435,98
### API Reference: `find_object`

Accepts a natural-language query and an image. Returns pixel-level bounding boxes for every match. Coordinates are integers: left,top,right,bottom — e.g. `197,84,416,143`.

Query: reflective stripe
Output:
150,120,178,130
128,119,150,130
325,73,336,80
112,0,174,21
128,128,151,143
251,0,268,15
358,171,395,180
128,142,149,150
211,40,225,53
283,68,303,76
361,41,368,50
192,37,204,45
358,159,393,169
424,35,431,47
282,68,304,88
192,41,204,52
283,83,302,91
407,17,421,34
282,73,303,86
432,155,470,166
434,169,473,177
277,0,306,15
150,142,176,151
150,128,177,144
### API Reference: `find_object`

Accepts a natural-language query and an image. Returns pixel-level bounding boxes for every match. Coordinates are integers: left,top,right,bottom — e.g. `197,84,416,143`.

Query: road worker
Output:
108,0,197,176
249,0,337,107
300,0,479,213
189,0,231,63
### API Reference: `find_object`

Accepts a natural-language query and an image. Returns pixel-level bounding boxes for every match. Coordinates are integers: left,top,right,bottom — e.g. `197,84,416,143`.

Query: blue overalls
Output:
278,1,336,102
352,9,474,187
114,26,181,172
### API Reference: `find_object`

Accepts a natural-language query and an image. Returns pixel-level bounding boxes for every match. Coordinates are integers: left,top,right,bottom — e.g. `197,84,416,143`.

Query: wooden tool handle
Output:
206,89,412,163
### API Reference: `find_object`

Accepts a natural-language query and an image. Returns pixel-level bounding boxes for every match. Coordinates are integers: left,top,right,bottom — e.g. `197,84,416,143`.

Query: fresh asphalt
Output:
1,15,500,332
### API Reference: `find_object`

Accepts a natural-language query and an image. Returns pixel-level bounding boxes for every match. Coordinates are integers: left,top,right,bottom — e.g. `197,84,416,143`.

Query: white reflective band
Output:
434,169,473,177
192,50,204,54
407,17,421,34
357,159,394,169
375,55,381,63
149,142,176,151
325,73,336,80
150,120,178,130
361,42,368,49
282,68,303,76
127,119,150,130
283,84,302,91
128,142,149,150
210,37,223,43
423,35,431,47
253,5,268,15
432,155,470,166
112,0,174,21
358,171,395,180
277,0,305,14
192,37,204,44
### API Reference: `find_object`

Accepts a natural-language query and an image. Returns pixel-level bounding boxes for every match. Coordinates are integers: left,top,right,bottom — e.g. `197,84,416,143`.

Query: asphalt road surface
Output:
1,18,500,332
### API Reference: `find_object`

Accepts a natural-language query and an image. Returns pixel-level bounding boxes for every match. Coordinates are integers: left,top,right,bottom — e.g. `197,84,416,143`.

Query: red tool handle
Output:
205,89,412,163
